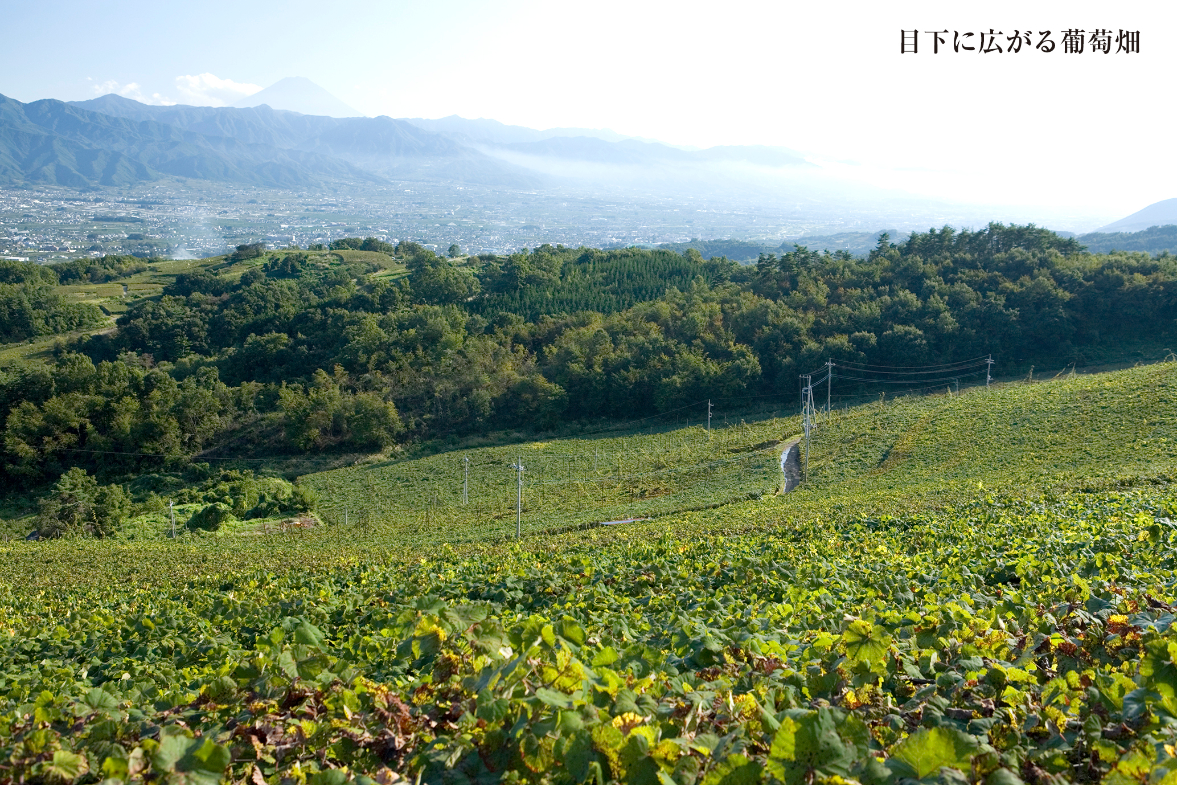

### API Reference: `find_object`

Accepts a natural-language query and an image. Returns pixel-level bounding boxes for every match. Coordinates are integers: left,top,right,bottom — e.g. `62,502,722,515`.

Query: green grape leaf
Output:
843,620,891,668
887,726,979,780
44,750,89,782
765,709,857,785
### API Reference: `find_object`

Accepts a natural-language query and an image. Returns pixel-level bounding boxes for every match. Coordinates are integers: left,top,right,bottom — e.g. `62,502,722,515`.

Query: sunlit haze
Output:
1,0,1172,223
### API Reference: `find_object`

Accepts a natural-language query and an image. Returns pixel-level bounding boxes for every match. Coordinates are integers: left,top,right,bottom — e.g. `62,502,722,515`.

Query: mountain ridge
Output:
1095,198,1177,233
65,94,543,187
0,93,381,188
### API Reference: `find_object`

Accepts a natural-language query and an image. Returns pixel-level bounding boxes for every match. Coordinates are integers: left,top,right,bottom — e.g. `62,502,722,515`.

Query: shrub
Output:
289,484,318,514
228,243,266,262
186,503,235,533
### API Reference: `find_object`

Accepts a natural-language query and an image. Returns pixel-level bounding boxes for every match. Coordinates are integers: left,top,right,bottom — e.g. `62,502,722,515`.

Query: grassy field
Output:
0,324,115,364
332,248,403,270
2,362,1177,783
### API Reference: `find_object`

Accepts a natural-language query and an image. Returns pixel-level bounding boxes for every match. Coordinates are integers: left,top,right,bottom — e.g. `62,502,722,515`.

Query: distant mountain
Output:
1095,198,1177,233
696,145,809,168
296,116,535,184
658,230,902,261
499,136,695,166
404,118,812,174
788,230,907,255
486,136,811,170
655,238,788,262
402,116,651,146
1078,224,1177,255
68,95,542,187
71,95,341,148
232,77,363,118
0,93,380,188
44,93,875,207
675,223,1177,258
401,116,811,171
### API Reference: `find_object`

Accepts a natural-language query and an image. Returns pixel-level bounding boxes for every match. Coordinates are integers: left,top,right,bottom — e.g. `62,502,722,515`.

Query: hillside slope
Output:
3,363,1177,784
1079,223,1177,255
299,361,1177,545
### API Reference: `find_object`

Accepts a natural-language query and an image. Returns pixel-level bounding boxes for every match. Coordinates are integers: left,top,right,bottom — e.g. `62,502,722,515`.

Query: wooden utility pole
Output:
511,457,524,539
826,360,834,421
807,374,815,430
802,375,812,482
463,456,469,505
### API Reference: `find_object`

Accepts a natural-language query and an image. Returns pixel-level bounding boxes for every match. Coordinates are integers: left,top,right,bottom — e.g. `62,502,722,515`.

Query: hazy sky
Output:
1,0,1171,219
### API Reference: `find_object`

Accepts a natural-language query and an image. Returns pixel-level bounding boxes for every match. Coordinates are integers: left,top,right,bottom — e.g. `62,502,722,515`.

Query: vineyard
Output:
302,417,790,544
2,362,1177,784
300,361,1176,546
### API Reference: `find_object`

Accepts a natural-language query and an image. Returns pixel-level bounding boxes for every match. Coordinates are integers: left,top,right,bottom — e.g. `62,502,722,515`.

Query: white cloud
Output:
89,79,175,106
173,73,262,107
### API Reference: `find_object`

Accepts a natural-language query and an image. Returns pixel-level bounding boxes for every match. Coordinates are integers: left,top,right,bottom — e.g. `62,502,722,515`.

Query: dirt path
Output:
779,435,803,492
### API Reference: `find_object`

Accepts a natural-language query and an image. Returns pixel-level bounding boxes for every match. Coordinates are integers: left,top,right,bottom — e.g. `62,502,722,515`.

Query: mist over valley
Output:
0,78,1147,262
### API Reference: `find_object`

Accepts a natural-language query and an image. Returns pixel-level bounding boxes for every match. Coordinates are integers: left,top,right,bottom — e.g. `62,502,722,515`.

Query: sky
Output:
1,0,1171,222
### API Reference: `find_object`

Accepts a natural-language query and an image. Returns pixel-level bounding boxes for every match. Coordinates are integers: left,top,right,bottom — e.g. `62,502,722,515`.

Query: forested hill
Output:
657,231,908,260
1,223,1174,495
1078,224,1177,255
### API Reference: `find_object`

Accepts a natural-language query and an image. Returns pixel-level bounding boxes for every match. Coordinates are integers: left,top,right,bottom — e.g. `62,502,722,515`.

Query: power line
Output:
805,358,990,377
827,354,993,370
53,447,273,462
530,440,782,486
831,370,988,385
830,362,991,376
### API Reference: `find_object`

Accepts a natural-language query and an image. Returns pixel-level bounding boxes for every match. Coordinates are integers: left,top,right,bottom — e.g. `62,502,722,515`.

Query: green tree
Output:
407,252,480,305
35,467,130,538
347,392,403,449
278,369,346,451
228,243,266,262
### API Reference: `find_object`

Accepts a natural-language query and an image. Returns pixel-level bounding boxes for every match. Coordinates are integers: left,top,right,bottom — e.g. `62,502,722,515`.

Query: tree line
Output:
1,224,1174,497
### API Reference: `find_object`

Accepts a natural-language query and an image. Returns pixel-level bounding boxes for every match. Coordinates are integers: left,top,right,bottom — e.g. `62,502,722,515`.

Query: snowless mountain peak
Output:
232,77,364,119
